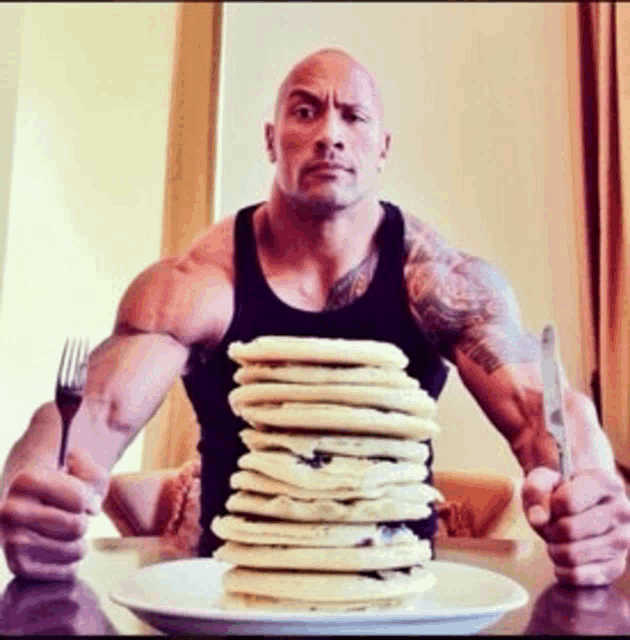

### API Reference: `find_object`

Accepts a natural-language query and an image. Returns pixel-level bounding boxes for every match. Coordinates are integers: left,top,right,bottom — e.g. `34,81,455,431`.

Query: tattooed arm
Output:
403,214,630,585
402,214,612,473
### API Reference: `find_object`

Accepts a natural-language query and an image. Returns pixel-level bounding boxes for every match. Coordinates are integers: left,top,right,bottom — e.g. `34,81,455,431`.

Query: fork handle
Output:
57,399,81,469
58,426,70,469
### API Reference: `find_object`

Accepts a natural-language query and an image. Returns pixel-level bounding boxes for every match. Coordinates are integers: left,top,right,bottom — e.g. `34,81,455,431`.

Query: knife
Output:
540,324,573,478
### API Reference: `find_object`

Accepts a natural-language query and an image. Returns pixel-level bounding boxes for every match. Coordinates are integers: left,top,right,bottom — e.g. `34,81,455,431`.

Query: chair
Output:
102,461,531,543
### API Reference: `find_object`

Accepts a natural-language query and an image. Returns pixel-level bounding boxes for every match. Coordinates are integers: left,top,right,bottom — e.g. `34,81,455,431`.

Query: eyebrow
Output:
286,88,370,112
286,89,322,106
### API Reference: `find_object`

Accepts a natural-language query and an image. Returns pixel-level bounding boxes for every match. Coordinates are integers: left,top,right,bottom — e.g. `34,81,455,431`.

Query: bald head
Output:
265,47,390,213
274,48,384,124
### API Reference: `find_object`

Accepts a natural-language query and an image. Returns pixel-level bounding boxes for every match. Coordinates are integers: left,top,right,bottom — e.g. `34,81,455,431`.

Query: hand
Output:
522,467,630,586
0,449,110,581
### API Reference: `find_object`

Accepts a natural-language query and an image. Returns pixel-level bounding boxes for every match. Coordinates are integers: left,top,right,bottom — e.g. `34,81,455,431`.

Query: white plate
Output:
110,558,528,635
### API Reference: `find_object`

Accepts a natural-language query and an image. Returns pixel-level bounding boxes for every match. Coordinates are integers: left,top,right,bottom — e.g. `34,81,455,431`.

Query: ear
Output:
377,131,391,172
265,123,276,163
381,131,391,160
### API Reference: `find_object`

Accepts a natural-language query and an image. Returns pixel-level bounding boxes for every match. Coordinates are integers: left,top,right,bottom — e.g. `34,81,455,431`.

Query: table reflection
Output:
525,582,630,635
0,577,118,635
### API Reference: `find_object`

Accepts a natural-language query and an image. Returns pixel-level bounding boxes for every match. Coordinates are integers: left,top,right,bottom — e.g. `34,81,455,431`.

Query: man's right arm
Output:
1,256,195,495
0,256,205,580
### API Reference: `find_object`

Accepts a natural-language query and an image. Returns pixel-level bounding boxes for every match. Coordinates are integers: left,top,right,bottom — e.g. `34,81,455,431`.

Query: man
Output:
1,48,629,585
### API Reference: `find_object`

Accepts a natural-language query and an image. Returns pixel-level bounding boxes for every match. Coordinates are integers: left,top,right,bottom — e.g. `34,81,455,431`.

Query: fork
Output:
55,338,89,469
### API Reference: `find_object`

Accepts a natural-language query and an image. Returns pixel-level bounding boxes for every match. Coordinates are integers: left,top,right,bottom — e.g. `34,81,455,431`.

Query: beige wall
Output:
0,4,25,306
0,3,177,537
217,3,582,477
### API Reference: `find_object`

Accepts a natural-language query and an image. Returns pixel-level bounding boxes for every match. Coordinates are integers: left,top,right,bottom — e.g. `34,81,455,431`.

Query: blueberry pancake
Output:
229,383,435,418
239,403,439,440
233,363,420,388
236,450,429,491
214,539,432,571
239,428,431,462
222,565,435,602
225,490,437,523
229,469,440,502
227,336,409,369
211,515,422,548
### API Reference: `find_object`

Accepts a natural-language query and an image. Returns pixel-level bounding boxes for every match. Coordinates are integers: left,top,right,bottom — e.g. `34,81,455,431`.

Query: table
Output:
0,535,629,635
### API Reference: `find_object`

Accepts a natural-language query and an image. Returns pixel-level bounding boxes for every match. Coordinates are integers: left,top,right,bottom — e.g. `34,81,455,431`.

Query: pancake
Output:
211,515,421,548
230,470,441,502
239,428,431,462
240,403,439,440
236,451,429,491
233,363,420,388
213,539,432,571
220,591,418,612
225,490,435,523
227,336,409,369
229,383,434,418
222,565,435,602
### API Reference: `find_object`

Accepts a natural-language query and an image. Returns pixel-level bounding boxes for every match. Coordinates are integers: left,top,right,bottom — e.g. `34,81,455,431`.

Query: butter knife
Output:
540,324,573,478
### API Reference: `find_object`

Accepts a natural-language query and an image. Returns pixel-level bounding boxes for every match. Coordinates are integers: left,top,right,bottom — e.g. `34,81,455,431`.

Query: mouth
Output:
304,162,352,175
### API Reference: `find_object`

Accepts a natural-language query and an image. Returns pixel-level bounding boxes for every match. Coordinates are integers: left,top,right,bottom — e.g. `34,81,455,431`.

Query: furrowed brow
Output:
286,89,322,106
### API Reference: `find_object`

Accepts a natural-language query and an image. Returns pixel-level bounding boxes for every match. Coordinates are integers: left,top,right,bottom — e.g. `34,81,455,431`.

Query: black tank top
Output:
182,201,449,556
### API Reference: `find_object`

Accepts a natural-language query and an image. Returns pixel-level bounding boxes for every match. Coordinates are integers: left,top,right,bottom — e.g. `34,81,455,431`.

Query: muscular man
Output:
1,48,629,585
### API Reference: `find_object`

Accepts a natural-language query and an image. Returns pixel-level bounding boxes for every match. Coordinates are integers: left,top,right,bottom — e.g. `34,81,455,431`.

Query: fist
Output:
0,449,109,581
522,467,630,586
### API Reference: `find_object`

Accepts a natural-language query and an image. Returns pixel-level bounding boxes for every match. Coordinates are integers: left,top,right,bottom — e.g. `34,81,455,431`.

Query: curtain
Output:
568,3,630,469
141,2,223,472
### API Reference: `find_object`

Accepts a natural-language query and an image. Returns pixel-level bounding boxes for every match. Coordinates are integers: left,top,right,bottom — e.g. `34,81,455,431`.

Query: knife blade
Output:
540,324,573,478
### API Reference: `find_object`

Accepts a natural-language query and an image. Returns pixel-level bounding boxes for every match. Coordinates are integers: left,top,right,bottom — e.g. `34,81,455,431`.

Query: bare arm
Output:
1,261,194,500
402,214,615,474
0,224,236,579
404,215,630,586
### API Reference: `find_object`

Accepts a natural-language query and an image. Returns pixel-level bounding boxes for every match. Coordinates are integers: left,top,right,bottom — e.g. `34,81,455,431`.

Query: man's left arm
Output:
403,223,630,585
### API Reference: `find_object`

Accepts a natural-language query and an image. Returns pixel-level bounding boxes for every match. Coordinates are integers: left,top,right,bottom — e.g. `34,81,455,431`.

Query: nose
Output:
315,109,345,154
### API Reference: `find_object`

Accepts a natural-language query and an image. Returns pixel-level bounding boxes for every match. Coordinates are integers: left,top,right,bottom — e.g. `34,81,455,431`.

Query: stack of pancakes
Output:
211,335,443,612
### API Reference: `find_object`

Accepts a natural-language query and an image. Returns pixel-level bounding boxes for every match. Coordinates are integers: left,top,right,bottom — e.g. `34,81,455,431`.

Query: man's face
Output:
266,52,390,212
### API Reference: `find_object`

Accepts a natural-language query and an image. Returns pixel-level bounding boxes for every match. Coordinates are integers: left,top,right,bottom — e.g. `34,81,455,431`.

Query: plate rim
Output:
110,557,529,623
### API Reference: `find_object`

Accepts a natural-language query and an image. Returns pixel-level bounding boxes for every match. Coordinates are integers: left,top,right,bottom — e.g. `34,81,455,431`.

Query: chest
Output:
259,249,381,313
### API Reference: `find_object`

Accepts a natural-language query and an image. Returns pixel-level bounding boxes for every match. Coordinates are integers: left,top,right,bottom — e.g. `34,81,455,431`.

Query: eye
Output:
292,105,316,120
343,110,367,124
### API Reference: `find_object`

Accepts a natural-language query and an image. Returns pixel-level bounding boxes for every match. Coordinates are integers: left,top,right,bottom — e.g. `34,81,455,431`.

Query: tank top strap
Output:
375,200,406,274
232,202,267,310
355,200,406,309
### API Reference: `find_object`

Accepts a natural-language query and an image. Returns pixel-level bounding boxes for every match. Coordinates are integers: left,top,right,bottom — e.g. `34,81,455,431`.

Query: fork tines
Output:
57,337,90,390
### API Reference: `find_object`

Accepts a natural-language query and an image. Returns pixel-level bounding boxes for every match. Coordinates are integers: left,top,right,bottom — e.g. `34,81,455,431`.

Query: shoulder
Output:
115,214,238,347
399,209,522,357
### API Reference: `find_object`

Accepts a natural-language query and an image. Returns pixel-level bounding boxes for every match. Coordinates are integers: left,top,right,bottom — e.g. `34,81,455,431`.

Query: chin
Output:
297,188,360,214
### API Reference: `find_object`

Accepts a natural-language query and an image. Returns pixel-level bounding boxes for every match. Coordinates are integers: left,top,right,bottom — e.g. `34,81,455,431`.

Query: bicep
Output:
86,332,189,430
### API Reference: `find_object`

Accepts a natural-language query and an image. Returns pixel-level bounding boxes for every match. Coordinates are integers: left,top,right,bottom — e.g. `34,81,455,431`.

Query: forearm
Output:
508,387,618,478
65,393,151,473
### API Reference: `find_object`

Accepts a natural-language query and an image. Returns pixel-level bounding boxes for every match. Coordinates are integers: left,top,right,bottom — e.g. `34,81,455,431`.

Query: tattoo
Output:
457,329,540,375
325,250,378,311
403,214,538,373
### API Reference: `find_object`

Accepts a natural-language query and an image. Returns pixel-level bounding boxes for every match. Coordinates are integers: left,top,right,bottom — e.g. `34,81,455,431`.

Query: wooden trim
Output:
161,2,223,257
565,3,597,396
142,2,223,472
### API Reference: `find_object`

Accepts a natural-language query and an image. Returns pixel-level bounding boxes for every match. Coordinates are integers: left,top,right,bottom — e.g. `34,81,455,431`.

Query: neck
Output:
259,183,384,270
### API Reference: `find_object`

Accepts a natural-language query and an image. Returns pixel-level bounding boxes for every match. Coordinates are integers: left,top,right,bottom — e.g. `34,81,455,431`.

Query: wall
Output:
216,3,582,478
0,3,178,537
0,4,25,307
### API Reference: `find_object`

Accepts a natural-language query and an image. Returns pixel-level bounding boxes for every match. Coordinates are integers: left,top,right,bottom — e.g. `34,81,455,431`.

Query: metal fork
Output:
55,338,89,469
